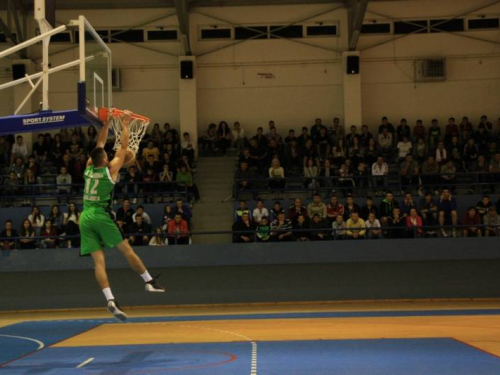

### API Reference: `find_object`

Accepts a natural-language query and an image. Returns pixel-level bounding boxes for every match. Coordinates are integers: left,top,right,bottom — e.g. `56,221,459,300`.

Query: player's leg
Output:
91,249,127,321
116,239,165,292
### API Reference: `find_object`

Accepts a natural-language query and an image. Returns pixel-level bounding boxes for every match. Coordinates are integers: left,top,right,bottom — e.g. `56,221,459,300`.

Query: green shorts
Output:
80,209,124,255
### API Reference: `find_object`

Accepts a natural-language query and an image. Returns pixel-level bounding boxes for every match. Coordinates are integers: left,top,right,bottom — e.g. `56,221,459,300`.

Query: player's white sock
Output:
140,271,153,283
103,287,115,301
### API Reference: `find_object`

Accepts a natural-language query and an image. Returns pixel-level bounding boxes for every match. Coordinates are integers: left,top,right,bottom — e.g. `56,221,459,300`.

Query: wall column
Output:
342,51,362,131
12,59,37,155
178,56,198,156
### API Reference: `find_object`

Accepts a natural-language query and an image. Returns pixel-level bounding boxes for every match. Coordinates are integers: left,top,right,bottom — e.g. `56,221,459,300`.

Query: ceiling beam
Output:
348,0,368,50
174,0,192,55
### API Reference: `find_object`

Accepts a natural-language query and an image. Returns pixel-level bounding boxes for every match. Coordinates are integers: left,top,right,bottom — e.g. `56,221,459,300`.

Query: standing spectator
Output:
462,207,482,237
40,219,58,248
232,212,256,243
149,227,167,246
309,213,328,241
437,189,458,237
253,200,269,224
18,219,36,249
28,205,45,230
365,212,382,239
294,214,310,241
217,121,233,156
1,220,18,252
484,207,500,236
372,157,389,196
288,198,308,224
129,214,152,246
406,208,423,238
307,194,327,219
11,135,28,163
346,211,366,239
271,213,293,242
331,214,346,240
132,205,152,225
379,192,399,228
116,198,135,231
327,195,344,224
256,216,272,242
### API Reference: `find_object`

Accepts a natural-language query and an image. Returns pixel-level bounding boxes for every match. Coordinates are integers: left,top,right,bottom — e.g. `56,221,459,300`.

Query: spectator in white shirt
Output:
378,127,393,156
435,141,448,165
11,135,28,163
132,205,152,225
372,157,389,196
232,121,246,152
396,136,412,163
253,200,269,224
28,205,45,230
365,212,382,239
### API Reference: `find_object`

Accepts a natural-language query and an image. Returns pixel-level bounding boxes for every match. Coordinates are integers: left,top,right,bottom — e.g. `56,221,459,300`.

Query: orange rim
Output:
98,107,150,123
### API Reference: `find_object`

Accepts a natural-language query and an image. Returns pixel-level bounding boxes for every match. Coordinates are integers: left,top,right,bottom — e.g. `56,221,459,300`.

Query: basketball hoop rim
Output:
98,107,150,123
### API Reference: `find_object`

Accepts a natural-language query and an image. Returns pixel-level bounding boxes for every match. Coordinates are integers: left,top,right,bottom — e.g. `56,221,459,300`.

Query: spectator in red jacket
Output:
462,207,482,237
168,213,189,245
406,208,423,238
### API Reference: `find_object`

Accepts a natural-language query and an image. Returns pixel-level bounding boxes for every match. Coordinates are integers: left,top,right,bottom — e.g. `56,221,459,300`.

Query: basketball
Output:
123,149,136,168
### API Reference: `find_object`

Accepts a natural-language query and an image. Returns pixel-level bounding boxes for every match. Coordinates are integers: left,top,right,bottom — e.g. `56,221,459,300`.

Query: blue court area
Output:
1,310,500,374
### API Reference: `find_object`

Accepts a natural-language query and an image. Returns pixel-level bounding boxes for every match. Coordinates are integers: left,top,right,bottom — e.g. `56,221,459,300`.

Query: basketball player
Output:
80,110,165,321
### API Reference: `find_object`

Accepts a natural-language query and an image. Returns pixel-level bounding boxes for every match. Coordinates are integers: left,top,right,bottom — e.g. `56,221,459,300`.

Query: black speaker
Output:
180,60,193,79
346,55,360,75
12,64,26,80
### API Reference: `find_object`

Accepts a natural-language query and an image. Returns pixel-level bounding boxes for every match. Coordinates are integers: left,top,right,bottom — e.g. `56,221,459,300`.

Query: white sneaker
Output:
107,299,128,321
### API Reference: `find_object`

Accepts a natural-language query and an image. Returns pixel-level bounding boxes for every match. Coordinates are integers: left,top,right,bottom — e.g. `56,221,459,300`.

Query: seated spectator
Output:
372,157,388,196
181,132,196,167
129,214,152,246
289,198,308,224
419,192,438,234
309,213,328,241
142,140,160,162
397,119,411,142
28,205,45,231
294,214,310,241
303,157,319,189
331,214,346,240
365,212,382,239
346,211,366,239
9,157,25,178
173,198,193,226
253,200,269,224
124,165,141,203
176,165,200,203
401,193,416,217
378,127,393,157
57,166,72,198
489,153,500,192
484,207,500,236
396,136,412,162
19,219,36,249
236,200,251,221
167,213,189,245
379,192,399,228
116,198,135,230
132,205,152,225
435,141,448,165
437,189,458,237
159,164,174,196
232,122,247,152
271,213,293,242
234,161,256,197
421,156,440,193
440,160,457,191
406,208,423,238
269,158,285,190
232,212,255,243
40,219,59,249
476,195,493,222
63,203,80,247
388,208,406,239
343,194,360,221
217,121,233,156
327,195,344,224
462,207,482,237
400,154,419,193
1,220,18,253
48,205,64,233
4,171,20,198
307,193,327,219
413,137,428,164
256,216,272,242
142,166,158,203
199,123,217,153
161,205,174,232
11,135,28,163
149,227,167,246
463,138,479,172
428,119,441,150
271,201,285,221
360,196,378,220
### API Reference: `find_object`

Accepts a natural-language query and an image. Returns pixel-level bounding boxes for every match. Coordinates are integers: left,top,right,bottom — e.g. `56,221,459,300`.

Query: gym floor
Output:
1,300,500,374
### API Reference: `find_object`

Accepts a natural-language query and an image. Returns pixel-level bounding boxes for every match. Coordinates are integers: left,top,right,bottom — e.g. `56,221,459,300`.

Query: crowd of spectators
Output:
231,116,500,196
0,197,193,253
0,122,200,205
232,191,500,242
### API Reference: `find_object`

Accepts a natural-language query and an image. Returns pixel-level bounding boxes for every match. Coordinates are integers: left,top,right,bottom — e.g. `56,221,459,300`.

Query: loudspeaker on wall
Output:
346,56,360,75
180,61,193,79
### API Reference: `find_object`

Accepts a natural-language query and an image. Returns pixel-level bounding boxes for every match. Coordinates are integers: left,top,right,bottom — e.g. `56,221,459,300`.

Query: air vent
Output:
415,58,446,82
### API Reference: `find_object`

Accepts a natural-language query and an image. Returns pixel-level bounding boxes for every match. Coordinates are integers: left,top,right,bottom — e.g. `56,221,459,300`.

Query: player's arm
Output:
109,110,131,179
87,110,113,167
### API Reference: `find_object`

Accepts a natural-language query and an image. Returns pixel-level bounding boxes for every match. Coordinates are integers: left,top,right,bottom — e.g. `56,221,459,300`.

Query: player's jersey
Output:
83,166,115,211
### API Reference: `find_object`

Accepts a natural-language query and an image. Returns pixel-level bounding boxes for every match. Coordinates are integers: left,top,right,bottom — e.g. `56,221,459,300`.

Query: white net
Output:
101,109,150,154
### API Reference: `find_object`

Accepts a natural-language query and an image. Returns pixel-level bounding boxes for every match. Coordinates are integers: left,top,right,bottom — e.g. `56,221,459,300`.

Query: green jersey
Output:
83,166,115,211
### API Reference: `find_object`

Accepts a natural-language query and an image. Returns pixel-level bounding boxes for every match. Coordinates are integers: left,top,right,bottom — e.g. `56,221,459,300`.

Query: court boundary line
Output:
0,334,44,350
1,297,499,315
452,338,500,361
